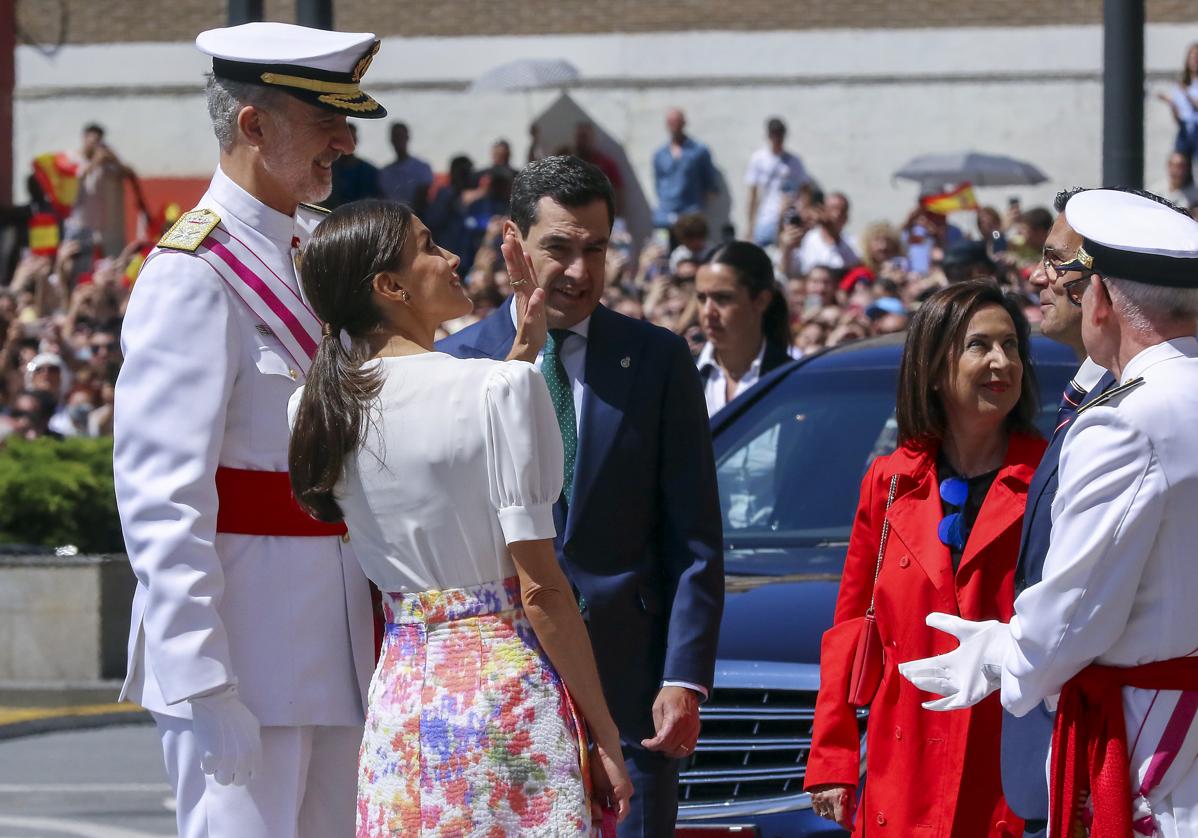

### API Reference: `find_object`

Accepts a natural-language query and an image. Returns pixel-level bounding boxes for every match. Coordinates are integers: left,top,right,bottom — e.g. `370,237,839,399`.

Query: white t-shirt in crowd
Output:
745,147,811,242
794,227,860,275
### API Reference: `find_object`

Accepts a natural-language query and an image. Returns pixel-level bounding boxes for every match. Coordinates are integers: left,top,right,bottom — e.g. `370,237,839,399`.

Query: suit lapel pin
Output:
620,356,631,369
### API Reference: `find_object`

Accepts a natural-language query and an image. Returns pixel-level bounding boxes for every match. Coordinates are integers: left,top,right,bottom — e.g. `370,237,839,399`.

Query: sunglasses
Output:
937,477,970,551
1063,275,1097,307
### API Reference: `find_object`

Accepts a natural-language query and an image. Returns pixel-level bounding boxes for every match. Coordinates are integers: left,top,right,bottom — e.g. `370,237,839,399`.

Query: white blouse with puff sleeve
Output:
288,353,564,592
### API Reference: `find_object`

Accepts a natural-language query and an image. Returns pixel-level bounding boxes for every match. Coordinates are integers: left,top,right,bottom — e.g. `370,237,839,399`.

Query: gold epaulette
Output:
299,202,331,215
1076,376,1145,415
158,208,220,252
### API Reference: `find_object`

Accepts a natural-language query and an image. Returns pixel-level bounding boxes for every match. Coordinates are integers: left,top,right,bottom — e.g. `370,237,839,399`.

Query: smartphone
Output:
1007,196,1021,209
651,228,671,250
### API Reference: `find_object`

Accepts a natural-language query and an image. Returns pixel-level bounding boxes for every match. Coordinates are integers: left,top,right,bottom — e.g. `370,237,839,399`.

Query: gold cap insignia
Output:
352,41,380,83
1077,245,1093,270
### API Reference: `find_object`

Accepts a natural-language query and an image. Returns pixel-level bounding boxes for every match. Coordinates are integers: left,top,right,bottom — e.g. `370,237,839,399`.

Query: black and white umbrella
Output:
468,58,581,93
894,151,1049,190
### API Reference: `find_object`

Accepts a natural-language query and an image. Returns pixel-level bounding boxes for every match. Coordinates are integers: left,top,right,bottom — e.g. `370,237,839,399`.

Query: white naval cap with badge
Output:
1055,188,1198,289
196,21,387,119
1051,188,1198,411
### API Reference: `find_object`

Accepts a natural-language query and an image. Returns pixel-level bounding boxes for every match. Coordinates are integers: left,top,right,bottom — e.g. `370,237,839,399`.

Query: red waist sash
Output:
1051,657,1198,838
215,467,347,537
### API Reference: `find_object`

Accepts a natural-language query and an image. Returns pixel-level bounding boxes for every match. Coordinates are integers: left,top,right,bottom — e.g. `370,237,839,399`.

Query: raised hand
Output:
502,230,546,362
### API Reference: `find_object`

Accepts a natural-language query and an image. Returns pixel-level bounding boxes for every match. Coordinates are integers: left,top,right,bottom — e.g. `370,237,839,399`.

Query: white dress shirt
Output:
696,338,799,417
509,302,708,699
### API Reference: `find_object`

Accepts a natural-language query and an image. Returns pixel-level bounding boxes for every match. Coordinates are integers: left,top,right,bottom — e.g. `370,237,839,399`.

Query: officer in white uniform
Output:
114,23,386,838
900,189,1198,837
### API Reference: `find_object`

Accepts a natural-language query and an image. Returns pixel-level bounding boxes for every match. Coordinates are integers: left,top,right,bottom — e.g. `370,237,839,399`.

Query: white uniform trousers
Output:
154,713,361,838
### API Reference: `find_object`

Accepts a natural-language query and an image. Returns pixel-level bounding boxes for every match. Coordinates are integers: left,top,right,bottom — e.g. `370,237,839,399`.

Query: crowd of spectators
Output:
6,51,1198,441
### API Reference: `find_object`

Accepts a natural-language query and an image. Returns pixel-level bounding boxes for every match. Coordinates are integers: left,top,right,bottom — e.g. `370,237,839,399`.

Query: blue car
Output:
674,332,1076,838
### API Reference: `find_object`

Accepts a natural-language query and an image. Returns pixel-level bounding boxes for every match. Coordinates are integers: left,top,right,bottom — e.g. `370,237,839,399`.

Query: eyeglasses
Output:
1063,275,1095,307
1042,254,1075,279
937,477,969,551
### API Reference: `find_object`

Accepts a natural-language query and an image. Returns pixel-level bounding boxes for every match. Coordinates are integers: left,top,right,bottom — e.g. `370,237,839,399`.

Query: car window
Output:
715,361,1073,545
717,370,899,543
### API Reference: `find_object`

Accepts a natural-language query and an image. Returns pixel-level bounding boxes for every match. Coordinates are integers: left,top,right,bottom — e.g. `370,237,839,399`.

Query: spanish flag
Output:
920,183,979,215
28,213,60,256
31,152,80,219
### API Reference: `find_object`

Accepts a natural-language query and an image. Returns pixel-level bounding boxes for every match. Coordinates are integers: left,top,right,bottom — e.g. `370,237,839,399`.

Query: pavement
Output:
0,684,173,836
0,725,175,837
0,683,148,740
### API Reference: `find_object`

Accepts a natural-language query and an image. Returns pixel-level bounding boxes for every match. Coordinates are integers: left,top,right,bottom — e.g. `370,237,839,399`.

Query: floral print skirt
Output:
357,576,591,837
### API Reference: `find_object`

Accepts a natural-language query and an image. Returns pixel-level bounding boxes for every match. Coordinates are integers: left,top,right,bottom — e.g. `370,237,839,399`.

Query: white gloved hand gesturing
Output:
189,684,262,786
897,613,1007,711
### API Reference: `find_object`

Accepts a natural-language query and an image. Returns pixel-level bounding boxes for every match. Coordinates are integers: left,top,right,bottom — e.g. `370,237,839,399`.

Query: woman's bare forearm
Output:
509,539,621,747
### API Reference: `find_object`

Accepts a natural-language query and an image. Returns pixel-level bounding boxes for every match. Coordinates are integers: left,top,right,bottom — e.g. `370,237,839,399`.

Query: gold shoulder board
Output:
299,202,331,214
1076,377,1145,415
158,208,220,252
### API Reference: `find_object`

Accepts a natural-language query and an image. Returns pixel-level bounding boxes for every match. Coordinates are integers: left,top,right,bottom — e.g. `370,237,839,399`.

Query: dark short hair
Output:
1018,207,1053,232
1053,186,1190,217
895,280,1039,445
767,117,786,135
82,123,105,137
509,155,615,237
672,211,709,241
1053,187,1088,213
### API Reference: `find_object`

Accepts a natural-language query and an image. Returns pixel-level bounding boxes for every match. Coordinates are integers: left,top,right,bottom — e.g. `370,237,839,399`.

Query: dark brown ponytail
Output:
288,200,414,521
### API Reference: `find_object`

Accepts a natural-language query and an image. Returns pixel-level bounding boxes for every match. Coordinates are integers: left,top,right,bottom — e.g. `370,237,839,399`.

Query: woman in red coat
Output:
806,281,1047,837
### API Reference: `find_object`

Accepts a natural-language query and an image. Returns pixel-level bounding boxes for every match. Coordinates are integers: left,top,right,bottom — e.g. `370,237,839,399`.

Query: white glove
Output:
897,613,1007,711
189,684,262,786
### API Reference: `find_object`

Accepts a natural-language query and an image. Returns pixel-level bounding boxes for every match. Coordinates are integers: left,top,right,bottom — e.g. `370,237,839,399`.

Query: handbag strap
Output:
865,474,900,617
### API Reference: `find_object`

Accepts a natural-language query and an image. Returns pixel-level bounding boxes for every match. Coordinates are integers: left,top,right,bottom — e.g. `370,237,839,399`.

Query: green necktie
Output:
542,328,578,502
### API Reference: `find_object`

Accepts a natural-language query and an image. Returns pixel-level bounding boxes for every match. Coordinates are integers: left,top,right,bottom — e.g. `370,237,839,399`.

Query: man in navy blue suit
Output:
1003,187,1110,837
438,155,724,836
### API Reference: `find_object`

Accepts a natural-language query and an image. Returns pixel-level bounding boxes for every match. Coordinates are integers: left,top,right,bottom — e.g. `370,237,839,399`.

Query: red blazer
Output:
805,432,1046,838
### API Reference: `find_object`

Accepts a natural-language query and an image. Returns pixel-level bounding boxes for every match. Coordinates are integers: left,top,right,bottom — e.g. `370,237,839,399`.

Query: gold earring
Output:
400,289,410,303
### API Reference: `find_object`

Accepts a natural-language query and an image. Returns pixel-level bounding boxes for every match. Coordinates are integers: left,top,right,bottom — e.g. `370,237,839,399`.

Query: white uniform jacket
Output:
115,168,375,727
1002,336,1198,835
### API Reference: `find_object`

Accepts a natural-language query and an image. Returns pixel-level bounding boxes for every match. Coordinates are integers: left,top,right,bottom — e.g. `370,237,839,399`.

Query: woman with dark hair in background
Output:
694,240,794,416
1157,43,1198,160
287,199,630,835
805,280,1046,836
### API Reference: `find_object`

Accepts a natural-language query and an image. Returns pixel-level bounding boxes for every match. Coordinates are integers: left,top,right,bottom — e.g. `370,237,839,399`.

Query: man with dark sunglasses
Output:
903,188,1198,837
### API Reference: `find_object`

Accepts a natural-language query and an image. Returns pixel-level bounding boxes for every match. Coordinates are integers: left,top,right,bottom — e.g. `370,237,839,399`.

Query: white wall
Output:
14,24,1196,238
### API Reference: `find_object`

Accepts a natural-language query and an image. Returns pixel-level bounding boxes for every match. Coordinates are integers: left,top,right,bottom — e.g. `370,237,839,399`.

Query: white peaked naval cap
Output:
196,22,386,118
1058,189,1198,287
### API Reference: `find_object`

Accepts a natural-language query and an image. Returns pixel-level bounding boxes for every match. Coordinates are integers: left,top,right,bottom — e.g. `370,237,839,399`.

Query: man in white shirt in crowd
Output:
796,191,859,275
745,117,812,247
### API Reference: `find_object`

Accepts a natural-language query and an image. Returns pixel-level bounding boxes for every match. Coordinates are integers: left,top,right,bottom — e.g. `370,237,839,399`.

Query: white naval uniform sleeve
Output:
1001,407,1164,717
483,361,564,545
114,251,241,705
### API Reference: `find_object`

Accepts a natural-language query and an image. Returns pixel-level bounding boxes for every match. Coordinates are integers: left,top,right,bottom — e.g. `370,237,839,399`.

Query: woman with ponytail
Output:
694,240,796,416
288,200,630,835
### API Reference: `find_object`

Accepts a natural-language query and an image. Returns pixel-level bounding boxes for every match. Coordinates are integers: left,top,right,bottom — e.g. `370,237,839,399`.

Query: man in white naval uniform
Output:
114,23,385,838
900,189,1198,838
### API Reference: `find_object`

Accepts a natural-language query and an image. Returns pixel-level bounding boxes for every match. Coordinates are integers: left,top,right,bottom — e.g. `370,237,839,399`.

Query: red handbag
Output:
848,474,899,708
